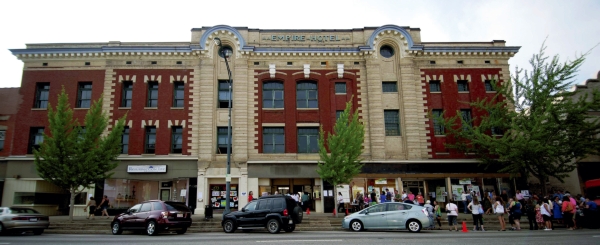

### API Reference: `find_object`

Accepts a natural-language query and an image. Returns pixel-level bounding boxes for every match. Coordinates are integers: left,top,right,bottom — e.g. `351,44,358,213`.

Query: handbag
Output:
478,205,484,214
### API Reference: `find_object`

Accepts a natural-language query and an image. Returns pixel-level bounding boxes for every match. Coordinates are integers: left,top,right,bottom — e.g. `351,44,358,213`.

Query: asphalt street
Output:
0,230,599,245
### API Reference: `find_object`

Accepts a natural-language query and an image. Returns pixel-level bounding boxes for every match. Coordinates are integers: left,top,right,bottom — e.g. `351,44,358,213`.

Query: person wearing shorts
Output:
494,196,506,231
540,198,553,230
446,201,459,231
84,197,96,220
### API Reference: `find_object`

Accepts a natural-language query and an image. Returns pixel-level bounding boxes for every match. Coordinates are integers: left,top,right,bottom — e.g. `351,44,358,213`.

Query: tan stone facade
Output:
6,25,523,215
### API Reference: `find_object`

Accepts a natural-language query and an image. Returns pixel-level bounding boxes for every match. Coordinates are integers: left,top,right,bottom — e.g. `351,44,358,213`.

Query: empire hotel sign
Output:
262,34,351,43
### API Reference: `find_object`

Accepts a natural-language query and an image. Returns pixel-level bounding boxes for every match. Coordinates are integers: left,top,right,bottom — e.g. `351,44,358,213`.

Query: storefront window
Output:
104,179,159,208
209,184,238,209
14,192,86,205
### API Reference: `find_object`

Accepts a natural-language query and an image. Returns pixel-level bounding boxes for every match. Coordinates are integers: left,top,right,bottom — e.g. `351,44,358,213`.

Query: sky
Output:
0,0,599,88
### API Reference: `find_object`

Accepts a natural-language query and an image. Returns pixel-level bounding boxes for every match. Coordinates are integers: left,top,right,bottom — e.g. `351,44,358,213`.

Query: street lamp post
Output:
214,37,233,215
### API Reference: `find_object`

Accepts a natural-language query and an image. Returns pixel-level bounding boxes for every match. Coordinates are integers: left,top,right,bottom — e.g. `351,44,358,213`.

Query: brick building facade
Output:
3,25,521,215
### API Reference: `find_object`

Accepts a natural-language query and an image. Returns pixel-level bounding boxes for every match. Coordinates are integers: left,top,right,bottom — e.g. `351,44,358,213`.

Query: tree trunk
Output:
536,175,548,197
334,185,339,218
69,188,76,221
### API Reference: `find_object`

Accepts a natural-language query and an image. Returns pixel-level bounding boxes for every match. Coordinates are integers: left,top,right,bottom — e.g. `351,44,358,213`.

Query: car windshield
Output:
9,208,40,214
165,202,190,212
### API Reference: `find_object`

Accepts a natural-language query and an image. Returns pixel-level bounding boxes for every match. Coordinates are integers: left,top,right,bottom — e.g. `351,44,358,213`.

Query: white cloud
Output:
1,0,599,88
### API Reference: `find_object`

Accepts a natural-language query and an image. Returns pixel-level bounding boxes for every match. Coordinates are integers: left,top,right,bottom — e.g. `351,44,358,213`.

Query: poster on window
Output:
471,185,481,199
375,178,387,184
212,191,220,197
452,185,464,201
435,187,446,202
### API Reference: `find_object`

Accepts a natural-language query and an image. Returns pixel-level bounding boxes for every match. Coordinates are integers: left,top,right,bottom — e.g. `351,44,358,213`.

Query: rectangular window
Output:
147,82,159,107
384,110,401,136
77,82,92,108
34,83,50,108
0,130,5,151
121,127,129,154
296,82,318,108
432,109,445,135
173,82,185,108
28,127,44,154
457,80,469,92
171,126,183,154
263,127,284,153
262,82,284,108
335,82,346,94
336,110,344,120
460,109,472,130
484,80,495,91
217,127,230,154
491,126,504,135
145,126,156,154
297,128,319,153
429,80,441,92
218,80,232,108
121,81,133,107
382,82,398,92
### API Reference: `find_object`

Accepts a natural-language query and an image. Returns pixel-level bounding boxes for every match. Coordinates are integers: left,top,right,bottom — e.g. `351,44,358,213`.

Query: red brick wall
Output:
421,68,503,159
11,70,106,155
0,87,22,156
111,69,193,155
254,69,359,153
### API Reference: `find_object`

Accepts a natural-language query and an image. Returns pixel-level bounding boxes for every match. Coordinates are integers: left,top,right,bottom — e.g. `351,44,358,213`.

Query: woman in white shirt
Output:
337,192,344,213
539,198,553,231
493,196,506,231
468,196,485,231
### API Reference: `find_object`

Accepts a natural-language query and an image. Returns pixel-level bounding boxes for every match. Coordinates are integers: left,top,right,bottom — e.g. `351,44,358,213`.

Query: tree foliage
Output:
439,43,600,195
317,97,364,214
34,87,126,220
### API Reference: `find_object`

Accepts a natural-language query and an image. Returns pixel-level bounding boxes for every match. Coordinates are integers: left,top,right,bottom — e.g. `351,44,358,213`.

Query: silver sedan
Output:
342,202,430,232
0,207,50,235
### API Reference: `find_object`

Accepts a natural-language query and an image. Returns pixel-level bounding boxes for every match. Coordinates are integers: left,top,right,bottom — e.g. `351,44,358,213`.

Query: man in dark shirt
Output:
370,190,377,205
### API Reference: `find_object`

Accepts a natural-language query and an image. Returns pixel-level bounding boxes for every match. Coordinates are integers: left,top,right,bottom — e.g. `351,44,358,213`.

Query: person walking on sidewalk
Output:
494,196,506,231
337,192,345,213
424,200,435,229
434,200,443,230
508,197,522,230
540,198,553,230
446,201,459,231
562,196,575,230
84,197,96,220
98,195,110,219
468,196,485,231
525,199,539,230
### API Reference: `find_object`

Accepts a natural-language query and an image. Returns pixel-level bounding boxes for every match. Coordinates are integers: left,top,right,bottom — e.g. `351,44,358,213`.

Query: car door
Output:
252,199,271,227
121,204,141,228
135,203,153,228
361,204,387,229
237,201,257,227
386,203,410,229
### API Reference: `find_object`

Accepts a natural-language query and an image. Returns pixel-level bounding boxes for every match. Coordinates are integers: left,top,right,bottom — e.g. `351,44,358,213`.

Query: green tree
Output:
34,87,126,220
439,43,600,195
317,97,365,216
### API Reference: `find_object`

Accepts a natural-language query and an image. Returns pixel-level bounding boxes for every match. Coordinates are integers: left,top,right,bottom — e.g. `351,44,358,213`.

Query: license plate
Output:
177,214,183,218
288,220,293,224
29,218,38,222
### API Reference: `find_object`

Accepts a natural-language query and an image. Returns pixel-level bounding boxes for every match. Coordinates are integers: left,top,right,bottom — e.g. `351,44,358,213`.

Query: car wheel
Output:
266,219,281,234
222,219,236,233
33,229,44,235
407,219,422,233
283,224,296,232
146,220,158,236
350,220,363,232
111,222,123,235
176,227,187,234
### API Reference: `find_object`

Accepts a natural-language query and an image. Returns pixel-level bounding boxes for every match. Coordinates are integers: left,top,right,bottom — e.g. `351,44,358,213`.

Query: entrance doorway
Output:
160,189,170,201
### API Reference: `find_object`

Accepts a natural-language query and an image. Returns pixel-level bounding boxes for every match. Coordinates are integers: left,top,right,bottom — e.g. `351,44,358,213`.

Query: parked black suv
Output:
111,200,192,236
222,195,303,233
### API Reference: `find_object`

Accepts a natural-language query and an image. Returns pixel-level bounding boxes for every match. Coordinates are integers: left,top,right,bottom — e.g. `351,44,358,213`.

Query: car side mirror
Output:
242,208,246,212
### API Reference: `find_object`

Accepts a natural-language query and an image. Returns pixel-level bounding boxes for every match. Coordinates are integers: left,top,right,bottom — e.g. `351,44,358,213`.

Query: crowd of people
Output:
351,188,599,232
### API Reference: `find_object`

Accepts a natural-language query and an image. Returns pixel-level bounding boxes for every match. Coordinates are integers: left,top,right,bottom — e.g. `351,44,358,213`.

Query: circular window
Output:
380,45,394,58
218,46,233,58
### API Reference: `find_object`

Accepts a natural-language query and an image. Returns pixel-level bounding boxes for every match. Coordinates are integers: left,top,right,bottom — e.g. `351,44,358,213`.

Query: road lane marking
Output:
257,240,343,243
593,235,600,237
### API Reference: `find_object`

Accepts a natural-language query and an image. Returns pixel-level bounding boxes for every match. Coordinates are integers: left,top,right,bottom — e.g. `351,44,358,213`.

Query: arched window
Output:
263,82,284,108
296,82,318,108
